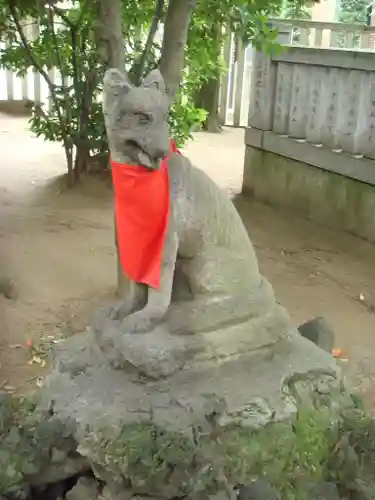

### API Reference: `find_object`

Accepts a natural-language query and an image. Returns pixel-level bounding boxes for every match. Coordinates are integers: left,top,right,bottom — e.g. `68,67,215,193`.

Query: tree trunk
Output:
193,22,222,133
73,142,91,182
159,0,196,98
195,74,222,133
95,0,128,296
94,0,125,71
63,140,74,187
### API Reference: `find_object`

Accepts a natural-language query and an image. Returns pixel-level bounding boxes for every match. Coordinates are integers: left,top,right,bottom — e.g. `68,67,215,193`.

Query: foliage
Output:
340,0,368,23
0,393,71,495
0,0,308,181
336,0,367,48
188,0,287,132
282,0,312,20
221,408,333,498
169,92,208,146
274,0,325,21
194,0,282,50
0,0,162,184
79,422,201,496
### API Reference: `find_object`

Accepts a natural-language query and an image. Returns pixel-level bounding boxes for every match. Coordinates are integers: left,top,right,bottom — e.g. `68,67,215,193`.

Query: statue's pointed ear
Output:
103,68,132,95
142,69,165,93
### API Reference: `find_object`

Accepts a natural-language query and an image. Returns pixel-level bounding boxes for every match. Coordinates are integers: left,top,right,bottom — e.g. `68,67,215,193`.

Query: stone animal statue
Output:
43,68,342,457
96,68,276,338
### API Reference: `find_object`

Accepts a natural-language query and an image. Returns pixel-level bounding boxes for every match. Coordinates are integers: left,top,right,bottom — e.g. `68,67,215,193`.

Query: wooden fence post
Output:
248,23,293,130
233,38,245,127
219,31,231,125
248,50,277,130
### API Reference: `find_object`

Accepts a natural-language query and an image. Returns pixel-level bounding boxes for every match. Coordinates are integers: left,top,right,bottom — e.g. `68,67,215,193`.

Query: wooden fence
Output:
245,46,375,186
220,19,375,128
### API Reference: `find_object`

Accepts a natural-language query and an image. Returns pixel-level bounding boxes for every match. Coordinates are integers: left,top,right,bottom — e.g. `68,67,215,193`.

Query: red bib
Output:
111,139,180,289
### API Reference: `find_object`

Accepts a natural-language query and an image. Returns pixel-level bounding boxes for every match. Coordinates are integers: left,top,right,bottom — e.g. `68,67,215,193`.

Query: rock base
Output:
35,316,353,497
42,327,344,434
298,316,335,354
2,356,375,500
3,314,360,499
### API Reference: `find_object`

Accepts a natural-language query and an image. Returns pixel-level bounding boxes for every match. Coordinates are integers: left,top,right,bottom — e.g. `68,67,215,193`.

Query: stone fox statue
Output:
98,68,275,336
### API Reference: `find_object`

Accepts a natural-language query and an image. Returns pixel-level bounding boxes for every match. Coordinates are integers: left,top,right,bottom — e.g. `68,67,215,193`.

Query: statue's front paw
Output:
90,304,114,333
105,298,134,320
120,311,155,334
91,299,126,326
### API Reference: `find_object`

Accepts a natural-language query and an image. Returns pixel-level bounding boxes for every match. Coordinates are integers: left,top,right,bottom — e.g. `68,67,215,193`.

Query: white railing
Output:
274,19,375,49
0,19,64,109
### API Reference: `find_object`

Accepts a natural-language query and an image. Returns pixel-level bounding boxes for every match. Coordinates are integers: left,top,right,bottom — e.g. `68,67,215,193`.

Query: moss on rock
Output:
78,423,202,496
76,394,375,500
0,393,42,493
0,392,77,495
76,409,333,497
3,389,375,500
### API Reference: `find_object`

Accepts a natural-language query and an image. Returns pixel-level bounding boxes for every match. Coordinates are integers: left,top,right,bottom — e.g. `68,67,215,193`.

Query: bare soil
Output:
1,116,375,409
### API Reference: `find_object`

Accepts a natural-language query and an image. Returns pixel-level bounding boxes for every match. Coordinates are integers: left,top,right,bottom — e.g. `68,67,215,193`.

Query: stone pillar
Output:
247,23,292,130
244,45,277,194
247,50,276,131
243,23,294,196
269,22,294,45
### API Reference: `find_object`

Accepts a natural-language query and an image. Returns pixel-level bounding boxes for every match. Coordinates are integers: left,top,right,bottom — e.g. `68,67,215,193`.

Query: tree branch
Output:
52,0,89,30
94,0,125,71
8,2,50,87
46,5,65,75
45,4,74,139
130,0,164,84
75,0,90,28
7,0,72,172
51,5,74,28
8,0,62,110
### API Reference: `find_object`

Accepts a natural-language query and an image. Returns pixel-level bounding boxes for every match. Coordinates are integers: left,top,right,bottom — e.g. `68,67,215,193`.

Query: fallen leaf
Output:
32,355,43,365
332,348,346,358
8,344,24,349
4,385,16,392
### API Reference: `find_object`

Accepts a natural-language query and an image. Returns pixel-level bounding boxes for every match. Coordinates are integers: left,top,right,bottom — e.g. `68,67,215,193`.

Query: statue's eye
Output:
134,112,151,123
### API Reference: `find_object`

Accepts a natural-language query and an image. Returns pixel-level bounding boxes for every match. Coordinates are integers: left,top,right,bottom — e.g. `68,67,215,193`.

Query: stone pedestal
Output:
44,327,342,434
38,292,349,498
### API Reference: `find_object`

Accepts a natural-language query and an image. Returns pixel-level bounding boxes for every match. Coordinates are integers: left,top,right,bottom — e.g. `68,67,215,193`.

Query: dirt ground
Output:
1,116,375,409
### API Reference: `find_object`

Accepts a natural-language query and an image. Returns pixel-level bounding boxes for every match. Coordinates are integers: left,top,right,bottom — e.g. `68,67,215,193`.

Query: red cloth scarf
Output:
111,139,180,289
